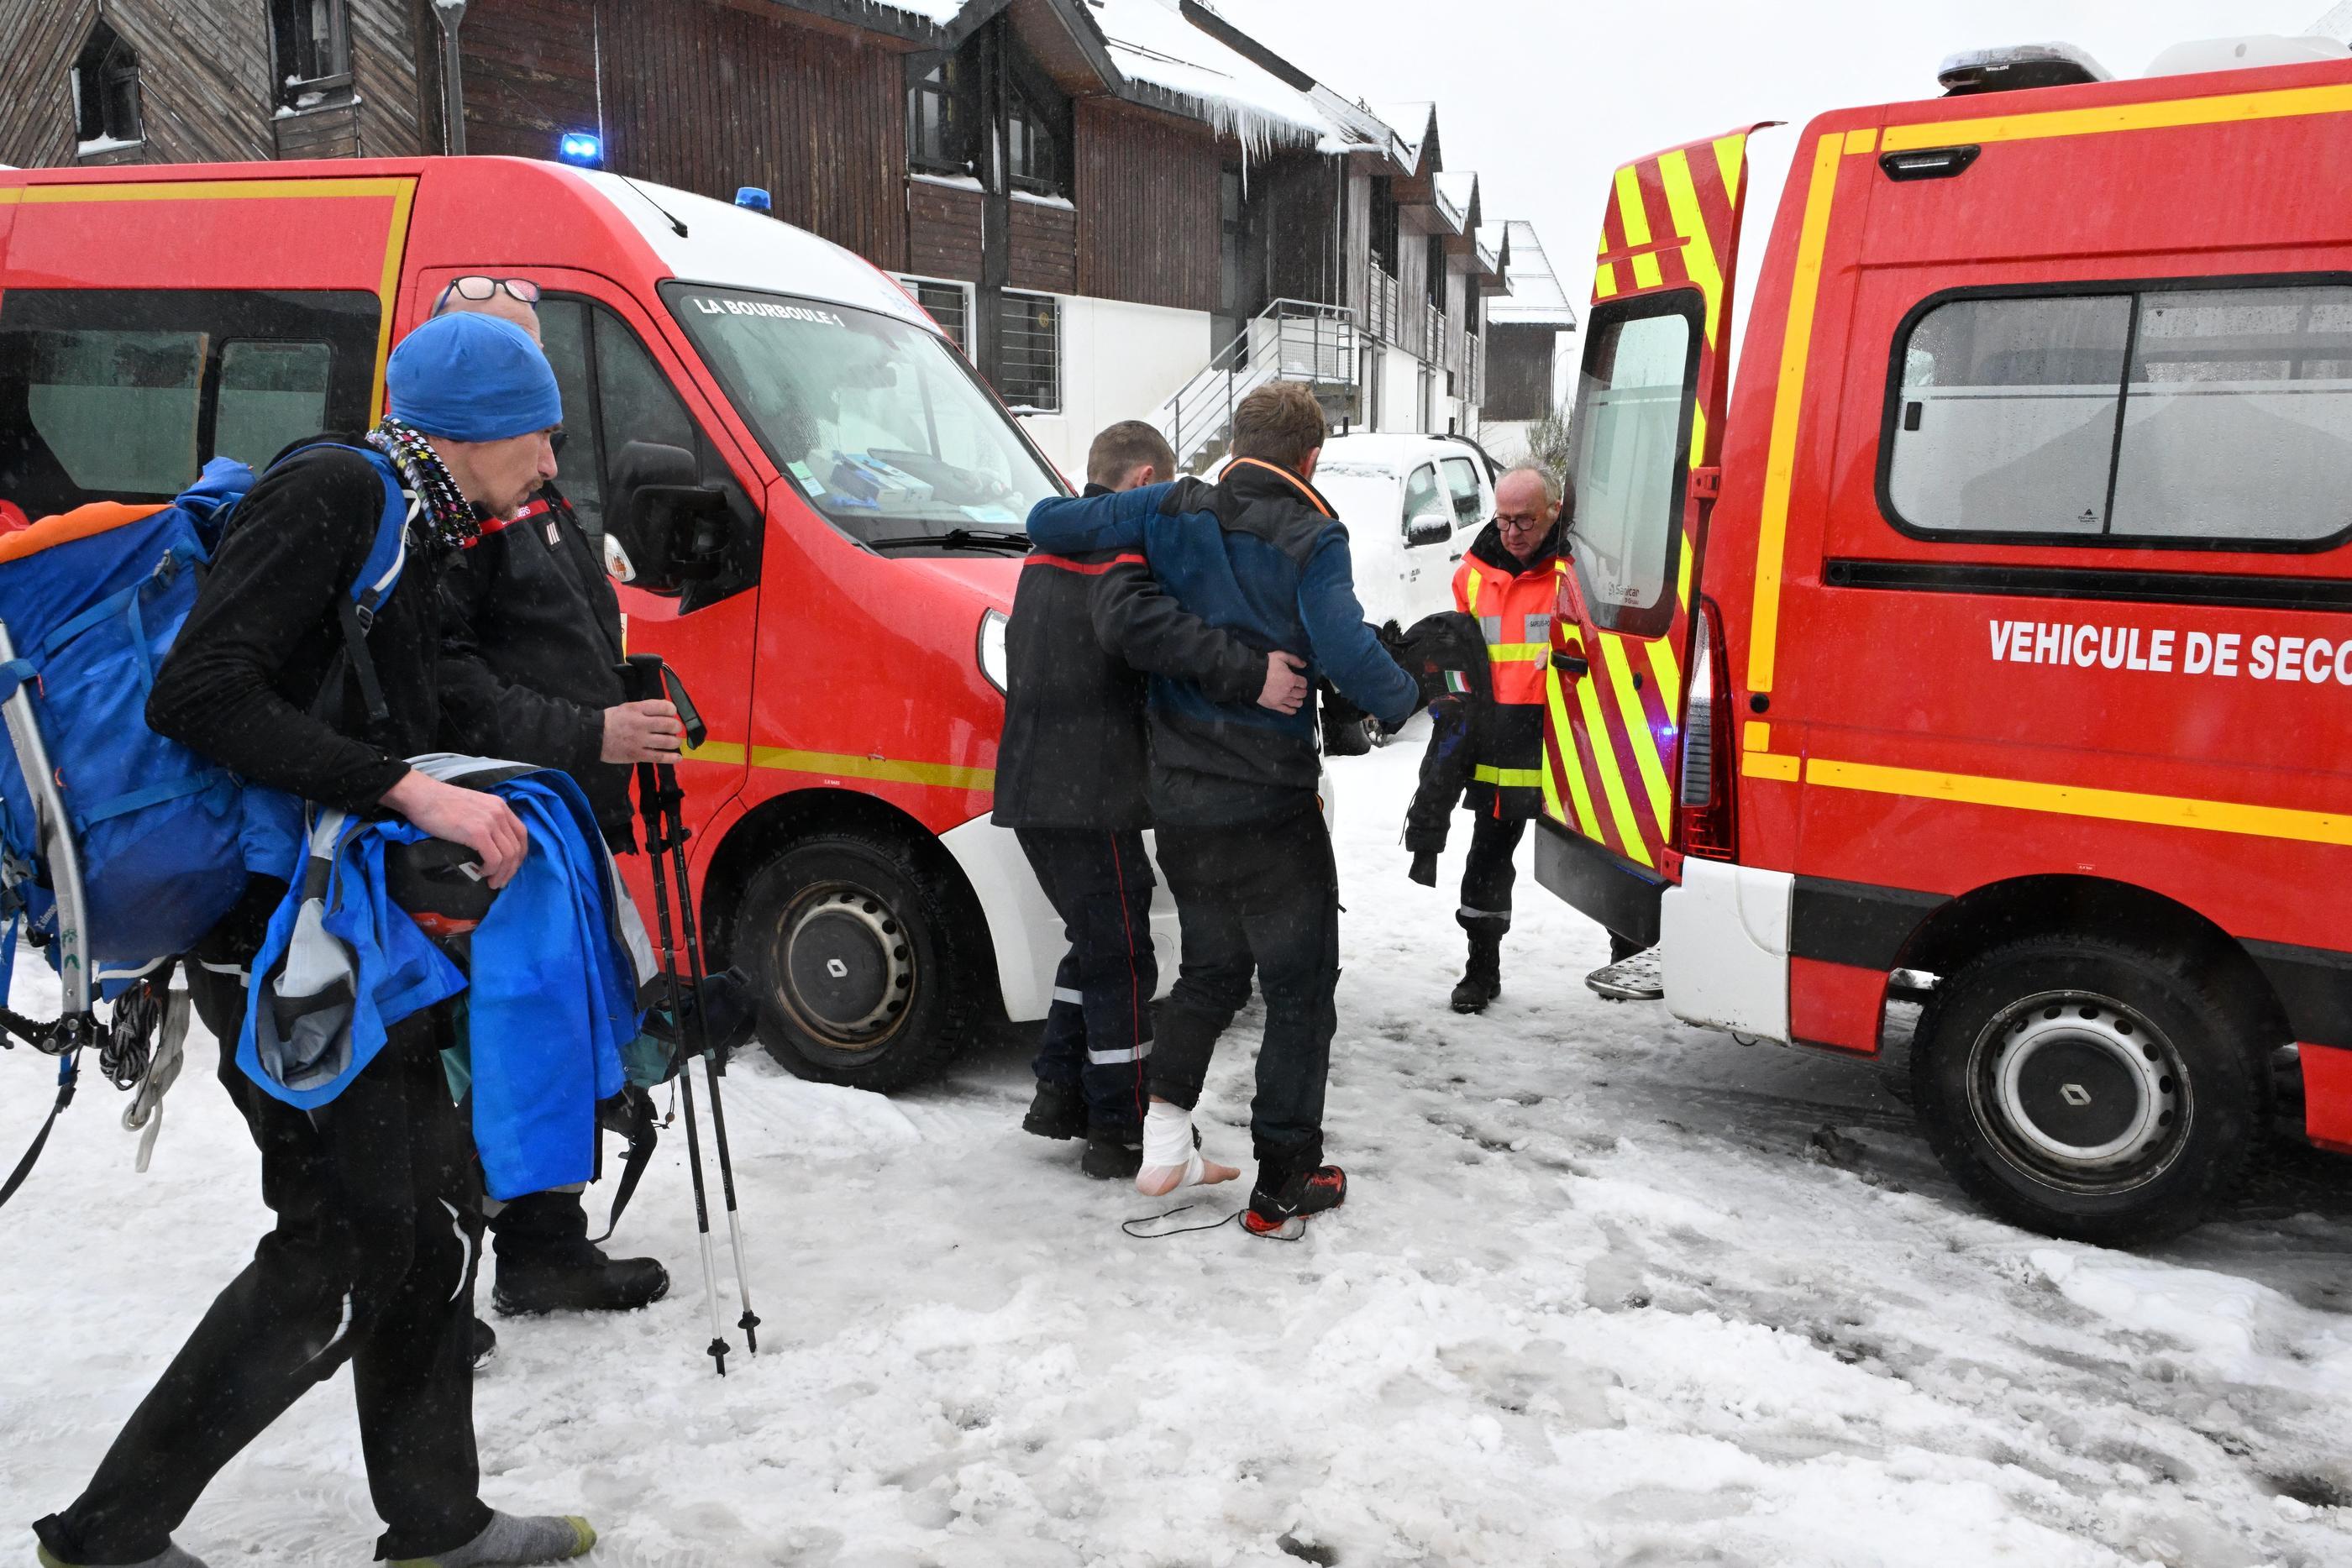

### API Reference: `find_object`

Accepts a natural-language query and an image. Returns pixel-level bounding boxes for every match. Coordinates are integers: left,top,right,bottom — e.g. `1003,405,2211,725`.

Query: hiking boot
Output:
387,1511,595,1567
1449,931,1503,1014
1242,1162,1347,1238
492,1254,670,1316
1080,1121,1143,1181
471,1316,498,1370
1021,1078,1087,1141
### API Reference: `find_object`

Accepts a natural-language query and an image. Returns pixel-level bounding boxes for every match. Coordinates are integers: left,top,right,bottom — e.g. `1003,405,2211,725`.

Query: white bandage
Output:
1137,1100,1209,1193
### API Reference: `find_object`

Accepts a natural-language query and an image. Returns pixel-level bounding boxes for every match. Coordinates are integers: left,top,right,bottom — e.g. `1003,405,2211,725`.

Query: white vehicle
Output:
1314,433,1498,632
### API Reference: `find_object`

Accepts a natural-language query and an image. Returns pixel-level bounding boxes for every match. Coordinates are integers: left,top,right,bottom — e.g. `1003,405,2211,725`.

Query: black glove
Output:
1409,849,1438,887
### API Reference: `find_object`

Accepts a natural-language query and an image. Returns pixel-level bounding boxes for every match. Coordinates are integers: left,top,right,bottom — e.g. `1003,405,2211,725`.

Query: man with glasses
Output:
431,278,680,1324
1441,465,1566,1015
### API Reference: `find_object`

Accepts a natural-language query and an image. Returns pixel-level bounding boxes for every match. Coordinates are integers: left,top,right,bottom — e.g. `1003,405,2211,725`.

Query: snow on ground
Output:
6,726,2352,1566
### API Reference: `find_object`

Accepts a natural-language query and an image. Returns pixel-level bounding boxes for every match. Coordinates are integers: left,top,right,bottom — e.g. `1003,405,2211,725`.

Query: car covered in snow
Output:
1313,433,1499,634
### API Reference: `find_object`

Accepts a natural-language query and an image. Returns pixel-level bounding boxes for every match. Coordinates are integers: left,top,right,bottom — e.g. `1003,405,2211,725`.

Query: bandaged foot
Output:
1135,1099,1238,1197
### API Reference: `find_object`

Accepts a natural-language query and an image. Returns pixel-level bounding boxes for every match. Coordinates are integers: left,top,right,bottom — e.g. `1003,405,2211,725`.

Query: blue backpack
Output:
0,443,407,1203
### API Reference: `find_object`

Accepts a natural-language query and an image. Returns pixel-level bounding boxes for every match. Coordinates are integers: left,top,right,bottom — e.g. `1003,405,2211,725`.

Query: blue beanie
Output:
387,312,563,442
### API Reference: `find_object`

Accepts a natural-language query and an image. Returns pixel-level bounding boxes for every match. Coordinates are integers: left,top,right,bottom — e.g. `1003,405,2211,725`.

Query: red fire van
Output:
1538,41,2352,1242
0,156,1090,1090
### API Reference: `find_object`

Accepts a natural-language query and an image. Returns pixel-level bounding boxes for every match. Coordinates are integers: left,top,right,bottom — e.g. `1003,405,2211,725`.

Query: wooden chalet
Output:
0,0,1541,472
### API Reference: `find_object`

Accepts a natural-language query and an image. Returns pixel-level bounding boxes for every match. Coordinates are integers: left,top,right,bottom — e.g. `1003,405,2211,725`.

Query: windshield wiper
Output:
866,527,1032,553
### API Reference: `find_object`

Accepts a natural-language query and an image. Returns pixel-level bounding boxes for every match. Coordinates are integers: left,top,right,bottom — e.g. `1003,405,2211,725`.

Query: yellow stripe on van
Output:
1658,149,1725,349
1745,133,1844,697
1599,632,1673,836
1645,637,1683,719
1570,660,1654,867
1882,81,2352,154
686,741,995,794
1806,758,2352,849
1545,666,1605,840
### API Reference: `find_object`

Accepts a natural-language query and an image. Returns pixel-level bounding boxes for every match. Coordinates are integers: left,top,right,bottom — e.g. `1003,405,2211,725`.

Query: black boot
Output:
471,1316,498,1370
1243,1146,1347,1237
490,1190,670,1316
1080,1120,1143,1180
1450,928,1503,1014
1022,1078,1087,1140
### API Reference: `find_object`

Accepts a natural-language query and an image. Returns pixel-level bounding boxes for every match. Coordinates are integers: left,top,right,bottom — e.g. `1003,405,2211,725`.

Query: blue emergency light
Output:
735,186,772,213
556,131,603,167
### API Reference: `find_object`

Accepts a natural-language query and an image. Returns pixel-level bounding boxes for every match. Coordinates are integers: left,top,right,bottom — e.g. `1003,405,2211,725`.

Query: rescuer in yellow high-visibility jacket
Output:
1442,465,1565,1015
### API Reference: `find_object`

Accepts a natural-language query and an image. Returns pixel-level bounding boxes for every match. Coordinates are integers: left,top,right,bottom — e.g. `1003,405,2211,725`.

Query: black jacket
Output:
436,485,633,847
1393,611,1496,854
148,442,445,815
992,484,1265,831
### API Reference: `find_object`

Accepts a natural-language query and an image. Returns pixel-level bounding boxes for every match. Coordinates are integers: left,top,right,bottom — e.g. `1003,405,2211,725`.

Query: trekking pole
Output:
627,654,760,1355
629,744,730,1377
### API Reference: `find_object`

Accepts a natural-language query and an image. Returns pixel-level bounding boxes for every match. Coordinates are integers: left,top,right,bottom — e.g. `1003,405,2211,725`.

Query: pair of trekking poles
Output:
620,653,760,1377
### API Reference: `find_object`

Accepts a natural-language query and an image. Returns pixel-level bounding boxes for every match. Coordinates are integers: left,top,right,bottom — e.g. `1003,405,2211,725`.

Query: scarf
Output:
367,417,481,554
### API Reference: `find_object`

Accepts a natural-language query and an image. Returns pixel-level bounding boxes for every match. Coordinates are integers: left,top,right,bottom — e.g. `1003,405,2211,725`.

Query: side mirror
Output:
1404,511,1452,548
608,440,727,589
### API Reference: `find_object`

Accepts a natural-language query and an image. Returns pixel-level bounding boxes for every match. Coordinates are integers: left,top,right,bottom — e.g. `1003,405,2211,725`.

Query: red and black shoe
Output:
1242,1163,1347,1237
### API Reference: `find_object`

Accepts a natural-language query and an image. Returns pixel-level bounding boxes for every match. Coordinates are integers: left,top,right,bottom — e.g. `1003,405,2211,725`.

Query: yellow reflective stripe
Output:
1712,134,1746,201
1743,721,1771,752
1882,81,2352,154
1599,632,1673,836
1743,752,1801,782
1488,642,1549,662
1675,526,1693,611
1807,758,2352,848
1645,637,1683,720
1540,751,1566,826
1658,149,1724,350
1569,660,1653,867
1630,251,1664,290
685,741,995,793
1473,764,1545,788
1746,131,1843,697
1613,165,1653,248
1843,127,1880,155
1464,571,1483,614
1594,260,1619,299
1545,667,1604,838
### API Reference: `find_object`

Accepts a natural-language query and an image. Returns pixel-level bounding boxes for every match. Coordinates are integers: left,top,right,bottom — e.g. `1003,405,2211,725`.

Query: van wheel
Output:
737,831,977,1093
1910,936,2267,1246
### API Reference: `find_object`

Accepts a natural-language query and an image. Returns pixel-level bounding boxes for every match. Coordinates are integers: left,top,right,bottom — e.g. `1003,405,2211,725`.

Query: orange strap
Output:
0,501,171,565
1219,457,1334,518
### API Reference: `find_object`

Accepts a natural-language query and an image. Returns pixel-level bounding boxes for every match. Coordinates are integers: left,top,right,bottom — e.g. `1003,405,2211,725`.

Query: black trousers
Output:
1457,811,1528,937
36,1001,491,1565
1018,826,1158,1131
1148,800,1338,1168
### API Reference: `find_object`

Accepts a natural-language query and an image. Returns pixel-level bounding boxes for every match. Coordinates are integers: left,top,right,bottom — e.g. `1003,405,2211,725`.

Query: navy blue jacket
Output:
1026,459,1419,826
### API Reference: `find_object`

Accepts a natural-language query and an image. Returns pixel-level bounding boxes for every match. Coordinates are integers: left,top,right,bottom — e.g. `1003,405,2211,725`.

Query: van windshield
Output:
662,282,1065,548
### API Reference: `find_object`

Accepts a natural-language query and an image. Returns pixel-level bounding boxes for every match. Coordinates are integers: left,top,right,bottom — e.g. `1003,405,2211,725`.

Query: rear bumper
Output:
1533,820,1667,947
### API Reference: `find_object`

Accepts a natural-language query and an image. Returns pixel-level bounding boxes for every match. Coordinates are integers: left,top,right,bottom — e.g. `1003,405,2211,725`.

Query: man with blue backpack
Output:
32,312,599,1568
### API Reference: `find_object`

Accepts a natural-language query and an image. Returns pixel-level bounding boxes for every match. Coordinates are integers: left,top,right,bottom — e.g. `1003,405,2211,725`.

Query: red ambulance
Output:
0,156,1089,1091
1537,39,2352,1242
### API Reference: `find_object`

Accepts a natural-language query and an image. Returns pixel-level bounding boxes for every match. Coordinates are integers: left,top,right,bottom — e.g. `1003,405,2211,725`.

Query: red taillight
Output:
1677,602,1737,861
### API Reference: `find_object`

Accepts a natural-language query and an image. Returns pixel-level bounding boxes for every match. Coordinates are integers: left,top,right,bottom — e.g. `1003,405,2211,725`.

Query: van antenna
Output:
620,175,689,239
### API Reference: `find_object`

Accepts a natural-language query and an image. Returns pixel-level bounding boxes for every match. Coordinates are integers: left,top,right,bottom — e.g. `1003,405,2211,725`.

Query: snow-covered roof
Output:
1088,0,1336,155
1433,170,1477,235
1372,101,1437,171
1488,219,1578,327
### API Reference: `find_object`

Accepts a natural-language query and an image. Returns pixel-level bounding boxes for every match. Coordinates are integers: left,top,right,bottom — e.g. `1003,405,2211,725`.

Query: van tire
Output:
736,830,977,1093
1910,935,2268,1246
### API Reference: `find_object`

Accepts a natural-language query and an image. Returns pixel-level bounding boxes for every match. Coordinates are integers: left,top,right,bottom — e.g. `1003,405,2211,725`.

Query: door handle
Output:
1558,653,1590,679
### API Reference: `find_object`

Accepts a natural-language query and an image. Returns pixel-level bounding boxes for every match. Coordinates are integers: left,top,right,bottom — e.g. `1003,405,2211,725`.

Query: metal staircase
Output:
1150,299,1358,473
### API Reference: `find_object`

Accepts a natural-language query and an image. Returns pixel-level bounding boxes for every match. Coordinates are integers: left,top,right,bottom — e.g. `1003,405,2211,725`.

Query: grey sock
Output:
396,1511,596,1567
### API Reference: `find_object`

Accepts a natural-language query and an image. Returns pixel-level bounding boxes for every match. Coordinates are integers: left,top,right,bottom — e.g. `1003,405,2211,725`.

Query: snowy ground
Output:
6,726,2352,1566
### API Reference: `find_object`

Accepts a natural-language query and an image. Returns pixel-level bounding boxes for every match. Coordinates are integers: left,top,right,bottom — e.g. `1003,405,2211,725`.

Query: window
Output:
536,299,600,528
1567,295,1701,637
1427,235,1448,311
664,282,1065,550
891,276,972,356
906,55,975,175
1440,454,1483,528
1884,280,2352,547
1369,178,1399,275
71,20,142,150
529,295,702,543
995,291,1059,413
1402,463,1450,543
268,0,351,111
1004,75,1066,195
0,288,378,517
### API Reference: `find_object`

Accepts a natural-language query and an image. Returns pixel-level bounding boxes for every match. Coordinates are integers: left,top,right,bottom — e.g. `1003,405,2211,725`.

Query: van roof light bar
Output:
1936,42,2110,96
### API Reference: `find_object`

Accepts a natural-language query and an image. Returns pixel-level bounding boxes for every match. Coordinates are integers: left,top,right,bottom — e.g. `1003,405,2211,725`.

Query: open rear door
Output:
1536,127,1764,943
